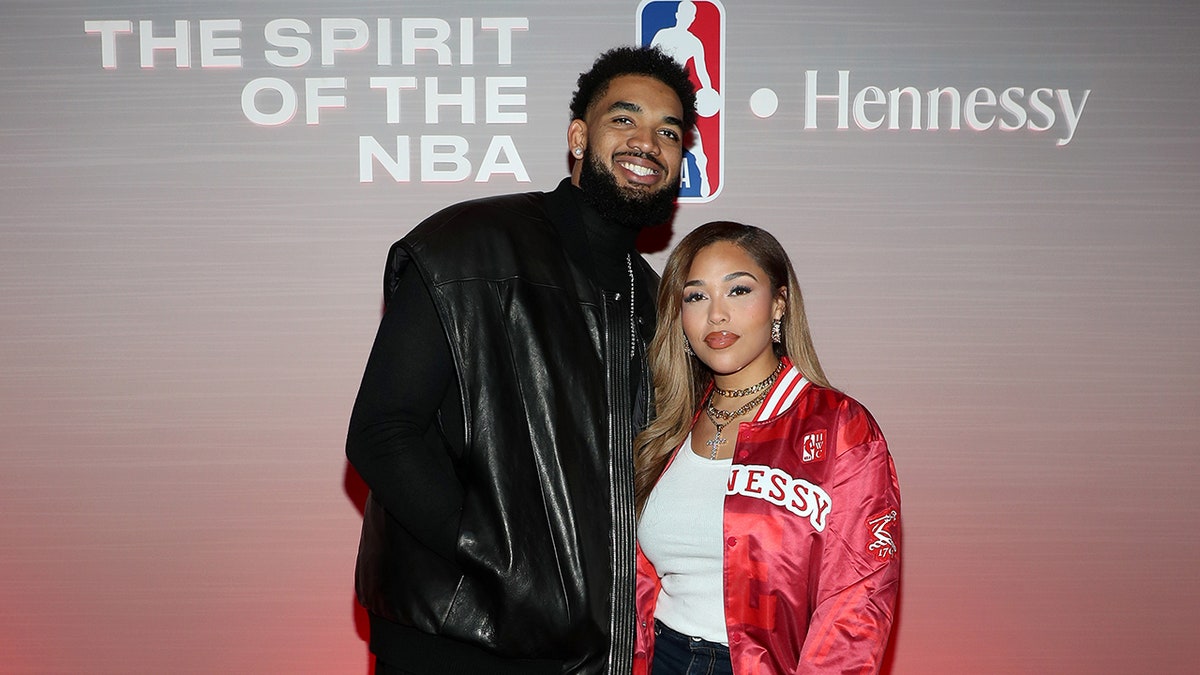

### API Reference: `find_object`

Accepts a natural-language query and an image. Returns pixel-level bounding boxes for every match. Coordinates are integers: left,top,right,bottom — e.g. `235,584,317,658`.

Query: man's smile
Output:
619,161,659,177
614,152,665,185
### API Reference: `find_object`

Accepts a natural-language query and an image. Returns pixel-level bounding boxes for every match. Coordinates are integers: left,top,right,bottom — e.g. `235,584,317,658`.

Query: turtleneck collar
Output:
555,179,641,292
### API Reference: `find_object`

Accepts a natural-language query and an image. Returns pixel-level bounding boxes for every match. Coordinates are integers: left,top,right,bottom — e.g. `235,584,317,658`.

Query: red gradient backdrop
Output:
2,1,1198,673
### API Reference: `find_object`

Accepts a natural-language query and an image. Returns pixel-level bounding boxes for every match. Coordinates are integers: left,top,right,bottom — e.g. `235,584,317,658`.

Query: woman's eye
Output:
729,285,753,296
683,292,705,303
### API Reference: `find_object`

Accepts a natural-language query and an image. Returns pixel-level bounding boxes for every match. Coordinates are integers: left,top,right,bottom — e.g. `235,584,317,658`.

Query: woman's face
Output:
680,241,786,384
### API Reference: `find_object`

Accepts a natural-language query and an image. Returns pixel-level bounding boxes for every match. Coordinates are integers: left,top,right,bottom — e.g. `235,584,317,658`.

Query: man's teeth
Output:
620,162,658,177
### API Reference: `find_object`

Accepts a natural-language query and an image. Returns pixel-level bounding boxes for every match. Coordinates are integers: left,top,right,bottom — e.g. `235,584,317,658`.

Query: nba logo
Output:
802,430,826,463
637,0,725,202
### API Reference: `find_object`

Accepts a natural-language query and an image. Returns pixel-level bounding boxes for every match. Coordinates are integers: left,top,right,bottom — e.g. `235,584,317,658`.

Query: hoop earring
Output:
771,319,782,344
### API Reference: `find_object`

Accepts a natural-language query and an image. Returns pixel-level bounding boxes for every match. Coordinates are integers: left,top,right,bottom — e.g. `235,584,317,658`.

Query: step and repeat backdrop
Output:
3,1,1198,673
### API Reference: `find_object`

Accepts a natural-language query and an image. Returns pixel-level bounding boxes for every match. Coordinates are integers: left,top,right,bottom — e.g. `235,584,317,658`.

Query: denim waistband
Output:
654,619,730,653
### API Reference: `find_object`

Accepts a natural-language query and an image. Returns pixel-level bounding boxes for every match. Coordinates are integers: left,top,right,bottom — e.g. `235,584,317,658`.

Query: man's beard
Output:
578,151,679,231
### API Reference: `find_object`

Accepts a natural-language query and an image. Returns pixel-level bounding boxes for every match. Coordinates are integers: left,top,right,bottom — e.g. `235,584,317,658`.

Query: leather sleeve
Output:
346,252,464,563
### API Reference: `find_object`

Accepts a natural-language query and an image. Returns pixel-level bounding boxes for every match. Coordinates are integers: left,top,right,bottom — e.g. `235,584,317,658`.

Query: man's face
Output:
569,74,686,229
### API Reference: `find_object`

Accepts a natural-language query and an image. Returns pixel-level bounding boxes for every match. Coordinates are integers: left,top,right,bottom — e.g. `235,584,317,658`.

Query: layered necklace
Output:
703,360,784,459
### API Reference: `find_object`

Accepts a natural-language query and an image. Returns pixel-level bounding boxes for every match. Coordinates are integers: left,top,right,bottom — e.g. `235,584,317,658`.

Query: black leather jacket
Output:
351,182,657,674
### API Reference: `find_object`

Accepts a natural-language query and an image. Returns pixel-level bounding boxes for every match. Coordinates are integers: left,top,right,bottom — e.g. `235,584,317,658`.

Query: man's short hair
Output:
569,45,697,133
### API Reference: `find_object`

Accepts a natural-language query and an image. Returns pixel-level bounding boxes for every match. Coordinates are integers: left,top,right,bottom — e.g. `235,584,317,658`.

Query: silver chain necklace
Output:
626,254,636,358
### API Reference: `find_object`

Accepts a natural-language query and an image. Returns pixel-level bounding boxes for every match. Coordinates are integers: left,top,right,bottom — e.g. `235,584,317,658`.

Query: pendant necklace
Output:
703,361,784,459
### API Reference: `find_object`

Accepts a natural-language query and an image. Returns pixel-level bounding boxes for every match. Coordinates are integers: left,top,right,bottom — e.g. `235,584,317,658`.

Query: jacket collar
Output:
753,356,809,422
695,356,810,424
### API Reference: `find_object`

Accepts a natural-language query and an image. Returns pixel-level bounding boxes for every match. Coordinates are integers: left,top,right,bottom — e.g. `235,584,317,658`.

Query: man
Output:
347,46,697,675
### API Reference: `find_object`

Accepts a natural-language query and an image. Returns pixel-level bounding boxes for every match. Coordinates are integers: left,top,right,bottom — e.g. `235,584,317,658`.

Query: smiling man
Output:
347,46,696,675
569,70,688,229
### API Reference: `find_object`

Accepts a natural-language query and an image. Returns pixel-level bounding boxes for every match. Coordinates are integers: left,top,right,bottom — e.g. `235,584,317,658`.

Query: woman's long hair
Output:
633,221,832,517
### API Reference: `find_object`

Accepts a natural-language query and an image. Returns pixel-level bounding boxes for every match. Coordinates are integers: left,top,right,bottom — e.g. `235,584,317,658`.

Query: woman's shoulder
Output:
780,381,886,449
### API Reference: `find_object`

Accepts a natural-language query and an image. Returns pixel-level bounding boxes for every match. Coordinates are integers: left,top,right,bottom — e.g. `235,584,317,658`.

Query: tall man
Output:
347,46,697,675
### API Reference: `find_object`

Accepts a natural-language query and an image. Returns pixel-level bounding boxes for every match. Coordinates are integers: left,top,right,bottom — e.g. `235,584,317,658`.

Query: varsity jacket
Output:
634,359,901,674
350,181,657,674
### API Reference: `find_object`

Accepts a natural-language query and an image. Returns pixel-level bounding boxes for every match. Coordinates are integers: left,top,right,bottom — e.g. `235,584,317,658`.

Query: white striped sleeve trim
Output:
755,367,809,421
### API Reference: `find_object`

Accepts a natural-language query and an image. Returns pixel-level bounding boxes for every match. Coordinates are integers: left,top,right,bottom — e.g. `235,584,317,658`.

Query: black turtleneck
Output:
570,183,640,292
556,179,656,376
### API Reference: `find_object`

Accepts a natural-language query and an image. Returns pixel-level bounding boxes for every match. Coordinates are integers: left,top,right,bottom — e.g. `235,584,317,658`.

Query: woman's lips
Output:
704,331,738,349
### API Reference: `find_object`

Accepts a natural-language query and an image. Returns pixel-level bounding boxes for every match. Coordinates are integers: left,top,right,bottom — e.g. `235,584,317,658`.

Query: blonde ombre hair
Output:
633,221,832,517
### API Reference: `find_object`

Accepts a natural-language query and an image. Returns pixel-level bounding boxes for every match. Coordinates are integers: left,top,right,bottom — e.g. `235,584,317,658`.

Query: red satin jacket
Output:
634,360,901,674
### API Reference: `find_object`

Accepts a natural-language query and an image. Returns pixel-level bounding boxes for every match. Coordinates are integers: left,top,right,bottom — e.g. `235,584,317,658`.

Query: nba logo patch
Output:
637,0,725,202
802,430,826,463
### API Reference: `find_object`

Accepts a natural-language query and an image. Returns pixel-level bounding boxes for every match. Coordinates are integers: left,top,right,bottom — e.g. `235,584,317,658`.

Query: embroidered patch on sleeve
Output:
801,430,826,463
866,508,899,561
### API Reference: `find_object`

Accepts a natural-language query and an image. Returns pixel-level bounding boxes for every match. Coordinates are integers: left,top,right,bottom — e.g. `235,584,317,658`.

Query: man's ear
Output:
567,119,587,156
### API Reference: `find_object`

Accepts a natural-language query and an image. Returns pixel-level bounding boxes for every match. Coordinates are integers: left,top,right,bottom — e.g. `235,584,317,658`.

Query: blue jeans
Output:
651,620,734,675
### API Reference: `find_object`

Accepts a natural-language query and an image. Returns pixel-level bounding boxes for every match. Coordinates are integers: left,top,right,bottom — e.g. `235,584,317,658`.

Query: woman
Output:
633,222,900,674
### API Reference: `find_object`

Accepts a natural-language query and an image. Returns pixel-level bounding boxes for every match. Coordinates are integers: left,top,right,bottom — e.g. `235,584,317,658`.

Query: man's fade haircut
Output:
569,45,697,133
